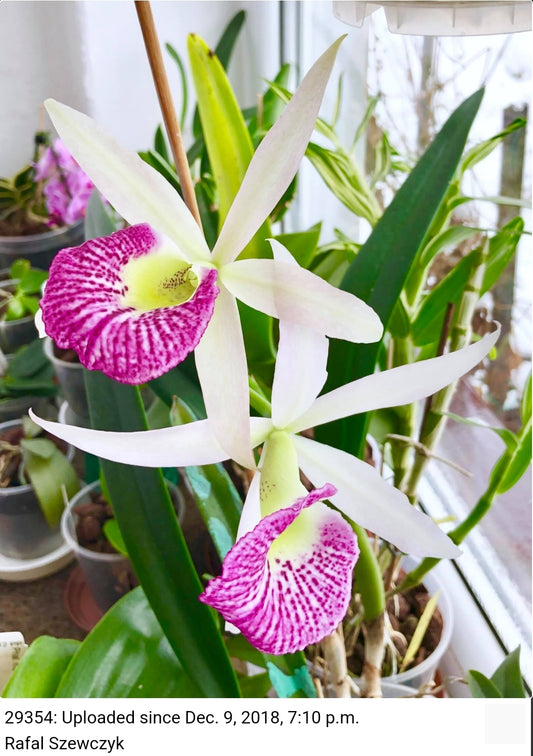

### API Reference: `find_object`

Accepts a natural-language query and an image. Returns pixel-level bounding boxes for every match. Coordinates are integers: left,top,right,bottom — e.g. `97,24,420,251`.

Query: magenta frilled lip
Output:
200,484,359,655
40,223,219,384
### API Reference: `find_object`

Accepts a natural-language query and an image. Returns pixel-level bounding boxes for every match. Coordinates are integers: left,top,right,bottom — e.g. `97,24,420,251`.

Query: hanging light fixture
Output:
333,1,532,35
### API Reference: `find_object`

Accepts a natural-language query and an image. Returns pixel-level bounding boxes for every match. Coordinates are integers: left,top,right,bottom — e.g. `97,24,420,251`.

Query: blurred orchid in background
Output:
34,138,94,226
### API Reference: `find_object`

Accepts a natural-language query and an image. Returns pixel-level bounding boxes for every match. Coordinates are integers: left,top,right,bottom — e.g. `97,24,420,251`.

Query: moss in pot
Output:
0,415,79,559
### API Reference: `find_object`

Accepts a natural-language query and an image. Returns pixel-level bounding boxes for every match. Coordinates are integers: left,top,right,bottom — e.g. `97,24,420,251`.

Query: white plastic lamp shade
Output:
333,1,532,36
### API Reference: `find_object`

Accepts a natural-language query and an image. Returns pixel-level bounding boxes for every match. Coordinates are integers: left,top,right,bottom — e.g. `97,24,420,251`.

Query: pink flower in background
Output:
34,138,95,226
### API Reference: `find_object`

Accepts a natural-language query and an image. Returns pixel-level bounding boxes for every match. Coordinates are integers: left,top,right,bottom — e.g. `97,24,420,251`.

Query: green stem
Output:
352,525,385,621
403,241,488,500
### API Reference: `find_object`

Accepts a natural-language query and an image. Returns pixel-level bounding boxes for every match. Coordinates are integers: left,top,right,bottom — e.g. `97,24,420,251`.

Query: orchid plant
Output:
5,12,529,701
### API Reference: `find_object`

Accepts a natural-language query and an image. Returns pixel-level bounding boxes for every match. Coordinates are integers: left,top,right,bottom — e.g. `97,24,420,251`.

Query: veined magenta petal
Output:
40,224,218,384
200,484,359,655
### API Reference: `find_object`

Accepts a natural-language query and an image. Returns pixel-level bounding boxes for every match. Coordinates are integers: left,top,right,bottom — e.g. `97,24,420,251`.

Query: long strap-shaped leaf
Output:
56,588,204,698
316,89,484,456
84,370,240,698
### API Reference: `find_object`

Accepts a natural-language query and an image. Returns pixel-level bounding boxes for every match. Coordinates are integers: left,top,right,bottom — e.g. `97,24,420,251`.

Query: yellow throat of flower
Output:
121,248,199,311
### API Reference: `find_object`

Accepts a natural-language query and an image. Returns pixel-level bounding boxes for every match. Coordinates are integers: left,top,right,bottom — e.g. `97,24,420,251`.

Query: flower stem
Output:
135,1,202,227
322,627,351,698
403,241,488,501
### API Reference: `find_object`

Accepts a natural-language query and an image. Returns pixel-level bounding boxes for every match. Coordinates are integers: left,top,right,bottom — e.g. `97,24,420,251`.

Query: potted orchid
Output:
0,133,92,270
3,8,529,701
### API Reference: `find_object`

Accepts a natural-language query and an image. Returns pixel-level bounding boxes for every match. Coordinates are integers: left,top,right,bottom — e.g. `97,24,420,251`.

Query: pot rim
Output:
379,555,454,685
62,481,129,564
0,418,75,496
43,336,82,370
0,218,83,244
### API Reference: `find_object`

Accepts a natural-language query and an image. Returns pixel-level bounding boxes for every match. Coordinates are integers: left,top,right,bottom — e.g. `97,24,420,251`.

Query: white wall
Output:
0,0,284,175
0,1,88,175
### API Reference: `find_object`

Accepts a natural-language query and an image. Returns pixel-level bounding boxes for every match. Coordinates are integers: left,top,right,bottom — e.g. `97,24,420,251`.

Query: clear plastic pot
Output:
62,480,185,613
382,557,454,690
0,221,84,270
0,419,74,559
44,338,89,417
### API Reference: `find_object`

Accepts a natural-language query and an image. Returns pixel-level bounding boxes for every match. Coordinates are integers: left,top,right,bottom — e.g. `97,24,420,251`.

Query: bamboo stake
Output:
135,1,202,227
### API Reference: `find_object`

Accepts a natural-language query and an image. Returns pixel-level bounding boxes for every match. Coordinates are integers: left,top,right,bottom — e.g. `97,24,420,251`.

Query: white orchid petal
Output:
45,99,211,263
34,307,46,339
270,243,329,428
211,37,344,266
236,471,262,541
293,435,460,558
28,410,229,467
272,322,329,429
292,324,501,432
195,284,255,469
222,251,383,344
250,417,274,447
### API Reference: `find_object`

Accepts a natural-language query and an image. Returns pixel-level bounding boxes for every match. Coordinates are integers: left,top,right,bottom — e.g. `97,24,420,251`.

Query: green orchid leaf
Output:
467,670,503,698
3,296,26,321
21,441,80,527
20,437,56,459
388,296,411,339
490,647,527,698
165,44,188,131
153,124,170,164
2,638,80,698
7,339,50,379
306,142,380,225
225,634,266,669
317,89,484,456
195,179,219,250
460,117,526,175
84,189,116,240
238,673,273,698
274,224,322,269
138,150,181,193
190,10,246,140
149,359,206,420
17,268,48,295
495,420,531,495
418,225,483,269
19,295,40,316
249,64,292,141
441,411,517,448
351,95,378,149
56,588,204,698
102,517,129,556
311,244,358,287
411,250,479,346
9,258,31,280
481,217,524,295
520,372,531,425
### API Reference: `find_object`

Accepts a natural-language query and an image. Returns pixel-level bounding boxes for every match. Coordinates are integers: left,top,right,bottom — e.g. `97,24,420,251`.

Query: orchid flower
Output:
39,37,383,467
34,138,94,226
32,243,499,653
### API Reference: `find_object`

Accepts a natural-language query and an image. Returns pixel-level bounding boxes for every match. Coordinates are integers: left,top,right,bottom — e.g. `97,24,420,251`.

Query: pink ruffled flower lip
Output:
40,223,219,384
200,484,359,655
